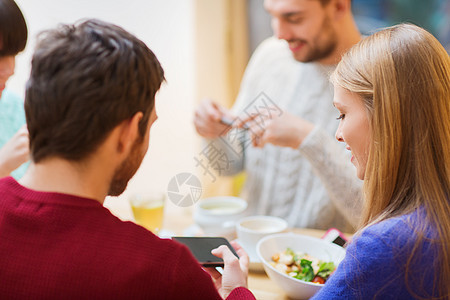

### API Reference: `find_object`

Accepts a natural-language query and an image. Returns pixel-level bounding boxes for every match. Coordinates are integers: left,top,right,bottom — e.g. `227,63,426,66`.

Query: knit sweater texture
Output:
312,210,440,299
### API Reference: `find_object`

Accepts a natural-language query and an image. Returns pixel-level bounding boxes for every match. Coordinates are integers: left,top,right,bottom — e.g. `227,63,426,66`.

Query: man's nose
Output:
272,18,293,41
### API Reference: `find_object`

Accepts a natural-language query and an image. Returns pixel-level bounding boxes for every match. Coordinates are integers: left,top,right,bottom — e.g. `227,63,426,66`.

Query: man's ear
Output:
330,0,350,20
116,112,143,155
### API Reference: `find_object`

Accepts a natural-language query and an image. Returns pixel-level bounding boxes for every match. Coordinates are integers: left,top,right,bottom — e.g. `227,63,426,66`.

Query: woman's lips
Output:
345,146,354,163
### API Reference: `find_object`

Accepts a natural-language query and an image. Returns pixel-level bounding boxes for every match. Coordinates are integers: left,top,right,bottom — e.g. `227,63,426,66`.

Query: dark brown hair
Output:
0,0,27,56
25,19,165,163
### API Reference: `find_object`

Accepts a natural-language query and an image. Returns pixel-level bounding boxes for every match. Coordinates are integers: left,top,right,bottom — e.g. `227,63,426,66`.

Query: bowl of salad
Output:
256,233,346,299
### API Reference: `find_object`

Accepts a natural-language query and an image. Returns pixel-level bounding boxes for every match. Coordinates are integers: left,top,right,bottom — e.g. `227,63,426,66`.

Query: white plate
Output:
235,239,264,272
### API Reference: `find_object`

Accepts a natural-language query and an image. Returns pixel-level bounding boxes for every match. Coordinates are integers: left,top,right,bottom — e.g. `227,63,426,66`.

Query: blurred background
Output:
8,0,450,217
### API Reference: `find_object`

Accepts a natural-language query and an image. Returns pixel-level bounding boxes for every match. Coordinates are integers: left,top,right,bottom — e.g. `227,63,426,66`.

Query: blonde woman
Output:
312,24,449,299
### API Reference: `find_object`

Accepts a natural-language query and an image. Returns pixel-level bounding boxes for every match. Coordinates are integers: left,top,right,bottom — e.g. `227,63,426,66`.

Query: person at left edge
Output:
0,0,30,179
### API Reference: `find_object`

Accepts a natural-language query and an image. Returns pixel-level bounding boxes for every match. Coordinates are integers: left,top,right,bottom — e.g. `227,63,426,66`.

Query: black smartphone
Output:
220,116,249,130
321,228,348,247
172,237,239,268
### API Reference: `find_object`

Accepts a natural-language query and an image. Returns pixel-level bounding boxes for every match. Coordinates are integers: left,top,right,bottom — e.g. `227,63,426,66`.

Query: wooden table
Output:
104,198,326,300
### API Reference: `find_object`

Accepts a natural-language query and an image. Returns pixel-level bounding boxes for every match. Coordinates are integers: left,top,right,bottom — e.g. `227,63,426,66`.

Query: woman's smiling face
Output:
334,86,371,180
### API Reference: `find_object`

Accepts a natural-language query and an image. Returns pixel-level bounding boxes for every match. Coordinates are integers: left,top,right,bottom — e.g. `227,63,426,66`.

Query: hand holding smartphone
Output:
172,237,239,268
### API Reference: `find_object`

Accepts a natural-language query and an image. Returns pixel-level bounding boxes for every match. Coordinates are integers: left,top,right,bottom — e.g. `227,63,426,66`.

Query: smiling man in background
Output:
194,0,363,232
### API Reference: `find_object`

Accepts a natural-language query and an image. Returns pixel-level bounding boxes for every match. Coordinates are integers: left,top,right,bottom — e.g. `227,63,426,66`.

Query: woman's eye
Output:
336,114,345,120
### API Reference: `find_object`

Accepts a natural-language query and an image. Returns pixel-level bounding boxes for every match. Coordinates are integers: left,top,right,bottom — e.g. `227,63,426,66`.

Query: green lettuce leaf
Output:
316,261,336,279
295,259,315,282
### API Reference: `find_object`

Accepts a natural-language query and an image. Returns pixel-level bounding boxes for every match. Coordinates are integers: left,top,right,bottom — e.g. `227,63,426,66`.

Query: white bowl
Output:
193,196,247,239
236,216,288,272
257,233,346,300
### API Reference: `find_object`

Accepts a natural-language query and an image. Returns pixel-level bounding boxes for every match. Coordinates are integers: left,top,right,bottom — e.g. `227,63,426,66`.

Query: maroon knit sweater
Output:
0,177,255,299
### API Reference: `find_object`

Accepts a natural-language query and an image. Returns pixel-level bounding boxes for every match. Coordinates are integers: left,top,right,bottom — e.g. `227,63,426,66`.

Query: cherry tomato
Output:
312,276,325,284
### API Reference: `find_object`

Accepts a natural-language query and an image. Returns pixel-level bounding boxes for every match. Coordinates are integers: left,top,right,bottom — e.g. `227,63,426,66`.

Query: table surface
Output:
104,198,328,300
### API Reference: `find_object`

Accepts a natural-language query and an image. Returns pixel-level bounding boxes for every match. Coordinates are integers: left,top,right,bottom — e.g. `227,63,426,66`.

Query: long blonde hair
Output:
332,24,450,299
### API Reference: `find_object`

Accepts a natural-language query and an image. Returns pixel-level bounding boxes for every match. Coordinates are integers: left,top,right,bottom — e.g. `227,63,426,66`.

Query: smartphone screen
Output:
172,237,239,268
322,228,348,248
331,235,347,247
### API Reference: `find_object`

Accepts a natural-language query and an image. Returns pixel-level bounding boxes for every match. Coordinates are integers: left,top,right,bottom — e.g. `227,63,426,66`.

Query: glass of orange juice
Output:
129,191,165,235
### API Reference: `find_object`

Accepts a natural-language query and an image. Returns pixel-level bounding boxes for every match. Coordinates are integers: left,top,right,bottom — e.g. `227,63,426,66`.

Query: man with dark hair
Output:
0,19,254,299
0,0,29,179
194,0,362,232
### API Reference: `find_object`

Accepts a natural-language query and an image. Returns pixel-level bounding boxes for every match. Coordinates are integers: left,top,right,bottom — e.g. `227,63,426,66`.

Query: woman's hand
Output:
0,125,30,177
